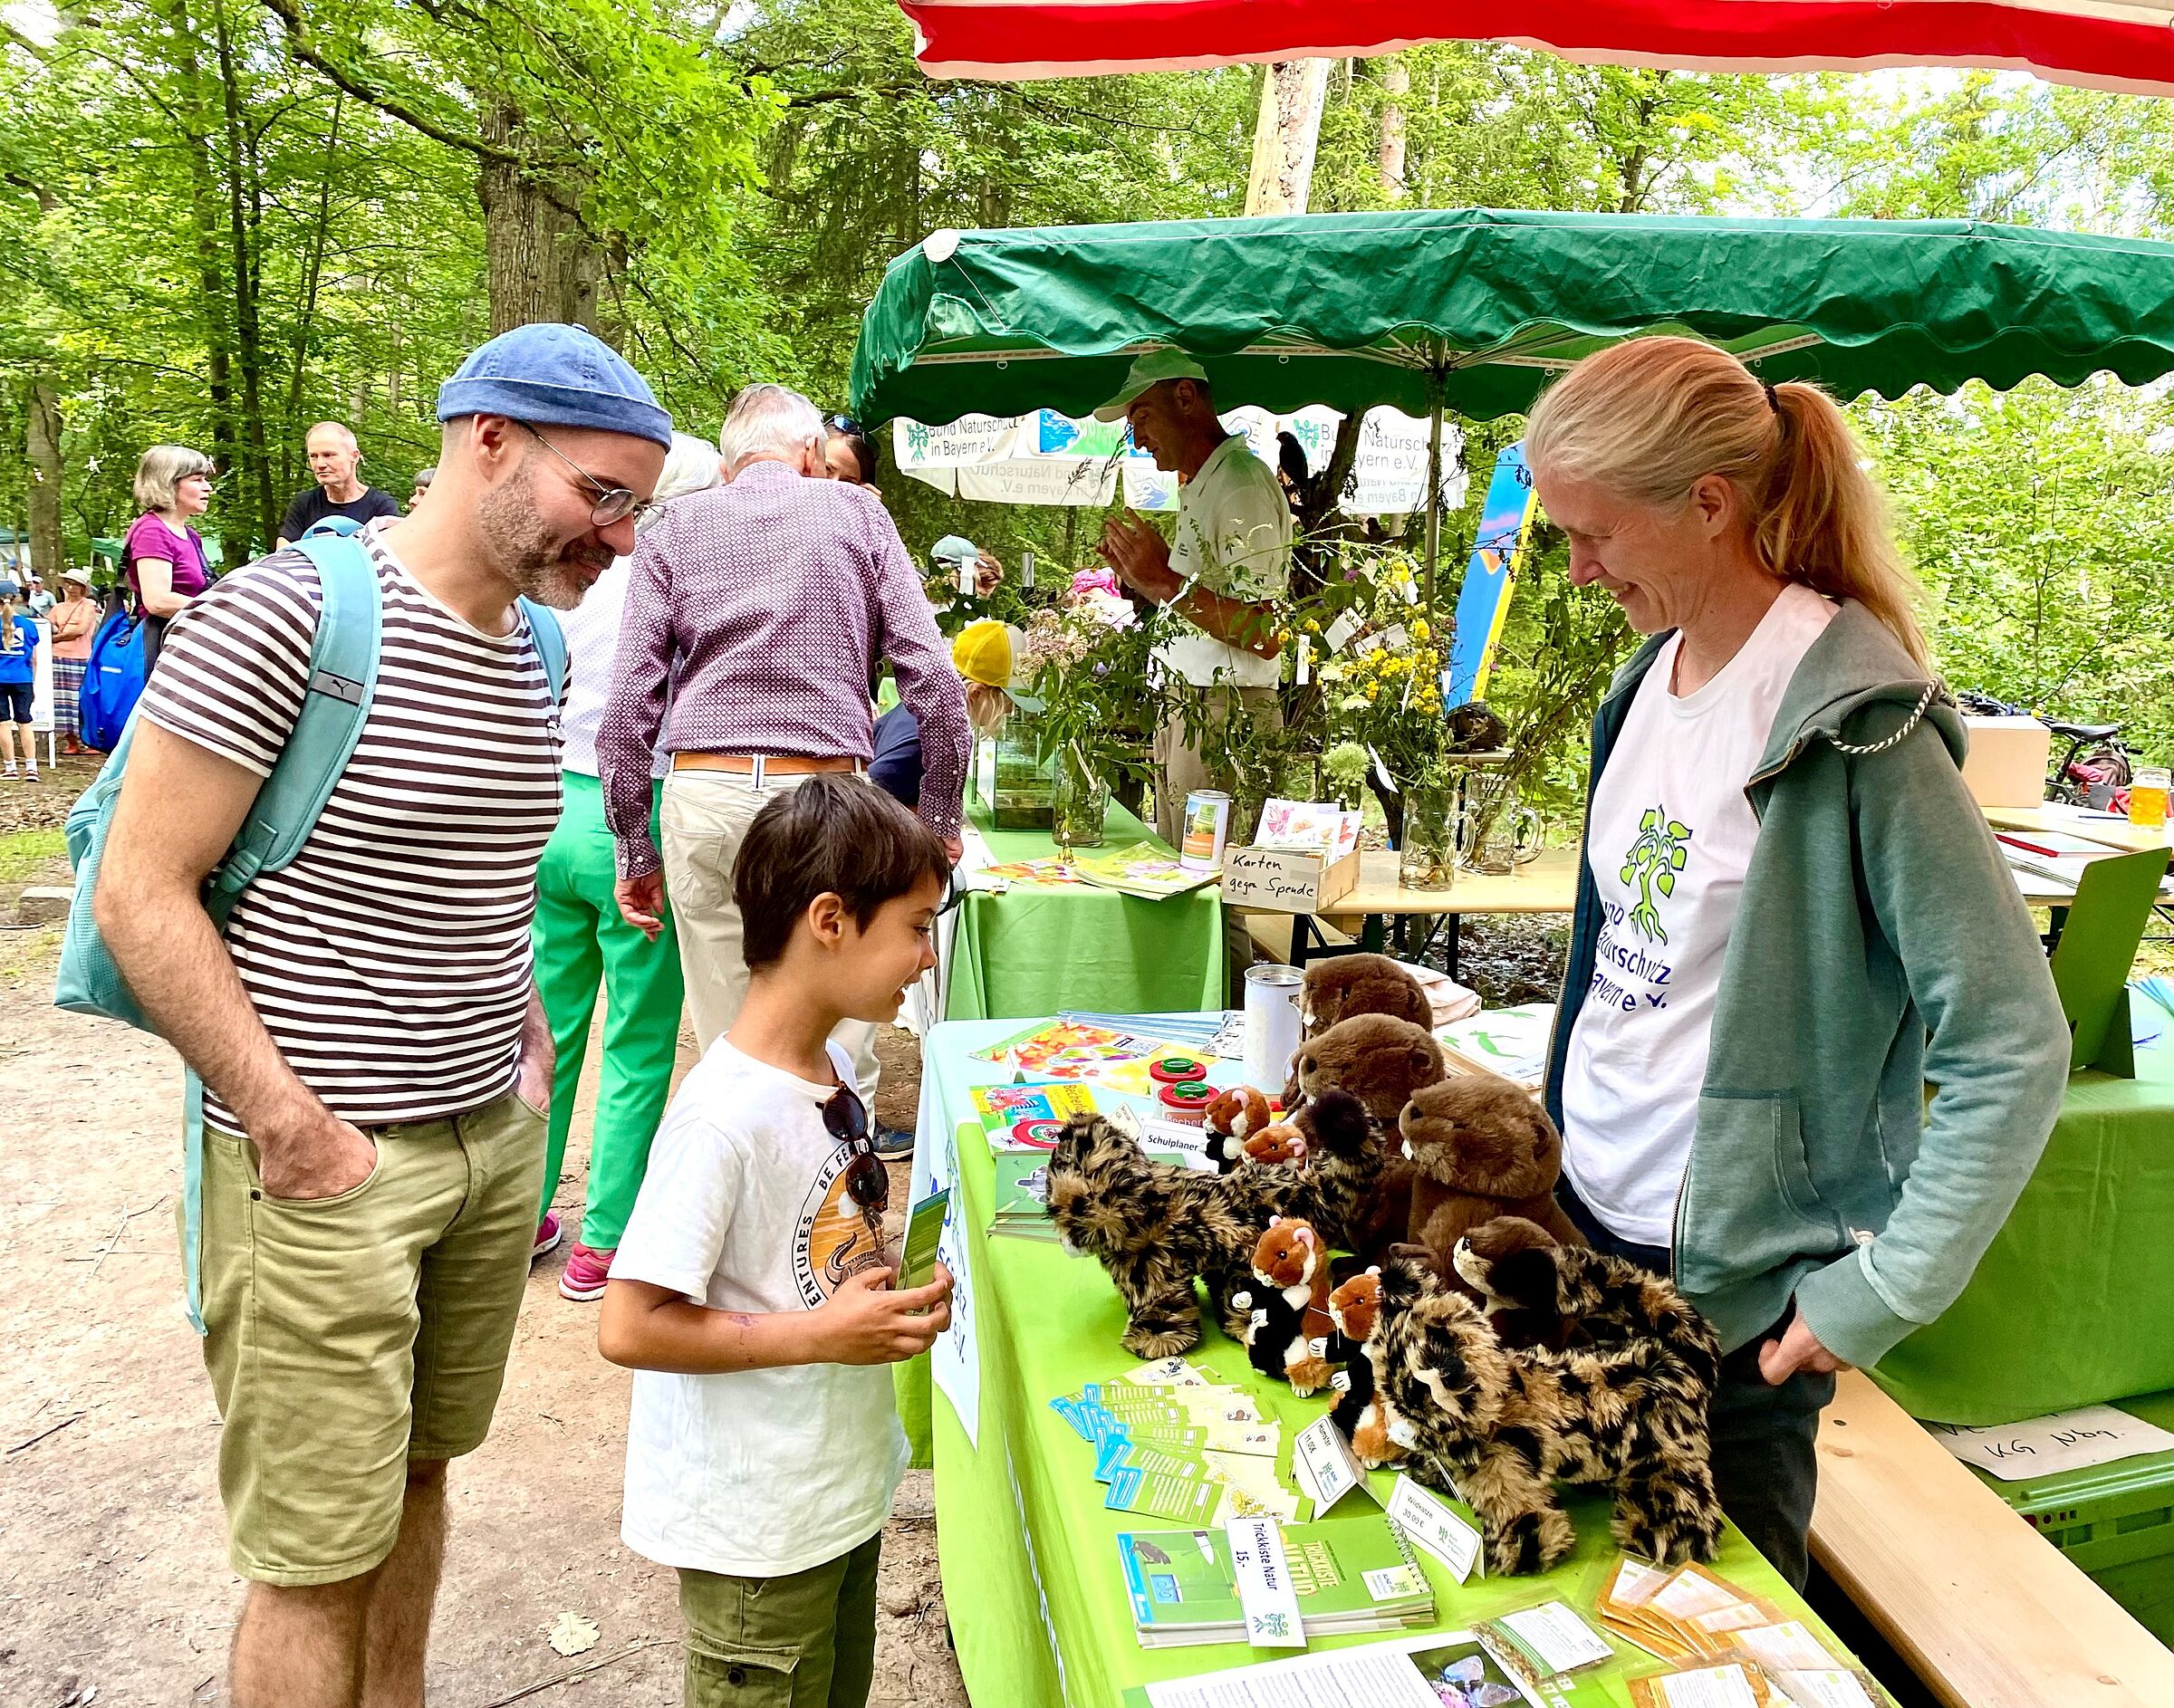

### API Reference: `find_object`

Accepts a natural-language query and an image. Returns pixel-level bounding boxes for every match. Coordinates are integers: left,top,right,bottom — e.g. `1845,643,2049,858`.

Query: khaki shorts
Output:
191,1090,547,1586
678,1532,882,1708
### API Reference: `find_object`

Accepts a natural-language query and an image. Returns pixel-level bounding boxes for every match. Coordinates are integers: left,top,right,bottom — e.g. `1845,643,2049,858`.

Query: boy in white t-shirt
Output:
600,775,954,1708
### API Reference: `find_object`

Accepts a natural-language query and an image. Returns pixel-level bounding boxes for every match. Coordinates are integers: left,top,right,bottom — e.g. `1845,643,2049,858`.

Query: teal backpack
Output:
54,533,567,1331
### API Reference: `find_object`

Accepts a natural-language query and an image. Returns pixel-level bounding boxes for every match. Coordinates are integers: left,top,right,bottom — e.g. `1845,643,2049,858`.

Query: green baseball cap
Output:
1093,349,1211,422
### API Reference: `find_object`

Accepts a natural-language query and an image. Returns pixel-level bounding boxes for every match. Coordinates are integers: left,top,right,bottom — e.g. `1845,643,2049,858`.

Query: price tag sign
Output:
1226,1515,1306,1648
1292,1415,1362,1514
1385,1473,1483,1583
1323,611,1362,654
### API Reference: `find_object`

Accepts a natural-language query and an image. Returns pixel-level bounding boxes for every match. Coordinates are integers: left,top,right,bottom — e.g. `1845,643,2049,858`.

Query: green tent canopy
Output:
851,207,2174,428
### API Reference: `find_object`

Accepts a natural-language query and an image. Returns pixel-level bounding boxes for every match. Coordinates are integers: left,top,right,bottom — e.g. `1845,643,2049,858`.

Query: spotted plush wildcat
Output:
1368,1257,1723,1576
1044,1089,1376,1358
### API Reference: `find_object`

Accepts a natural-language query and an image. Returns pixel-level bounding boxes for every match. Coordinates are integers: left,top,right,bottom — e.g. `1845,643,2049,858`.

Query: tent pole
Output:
1422,368,1444,609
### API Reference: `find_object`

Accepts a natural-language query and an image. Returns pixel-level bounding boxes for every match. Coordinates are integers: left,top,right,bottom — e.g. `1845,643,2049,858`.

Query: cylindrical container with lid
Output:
1180,790,1232,871
1243,963,1304,1095
1157,1080,1217,1125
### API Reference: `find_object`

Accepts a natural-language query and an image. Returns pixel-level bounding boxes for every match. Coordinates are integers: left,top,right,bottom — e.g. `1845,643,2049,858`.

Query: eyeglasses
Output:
822,1083,890,1252
516,420,650,528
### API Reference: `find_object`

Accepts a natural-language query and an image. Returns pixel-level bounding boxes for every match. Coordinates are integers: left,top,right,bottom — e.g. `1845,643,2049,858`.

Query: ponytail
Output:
1525,337,1929,669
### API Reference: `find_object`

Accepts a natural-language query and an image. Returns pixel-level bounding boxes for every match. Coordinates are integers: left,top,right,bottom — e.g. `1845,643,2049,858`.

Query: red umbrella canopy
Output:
901,0,2174,95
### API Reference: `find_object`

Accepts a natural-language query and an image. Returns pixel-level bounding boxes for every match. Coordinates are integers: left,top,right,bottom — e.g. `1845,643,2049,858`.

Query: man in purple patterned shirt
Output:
599,385,968,1125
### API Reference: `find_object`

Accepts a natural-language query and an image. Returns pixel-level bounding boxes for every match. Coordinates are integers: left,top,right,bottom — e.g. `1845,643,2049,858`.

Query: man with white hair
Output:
275,420,402,548
599,384,968,1147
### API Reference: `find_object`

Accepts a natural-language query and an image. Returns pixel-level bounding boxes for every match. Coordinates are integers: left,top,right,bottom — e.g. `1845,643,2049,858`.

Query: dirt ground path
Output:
3,845,967,1707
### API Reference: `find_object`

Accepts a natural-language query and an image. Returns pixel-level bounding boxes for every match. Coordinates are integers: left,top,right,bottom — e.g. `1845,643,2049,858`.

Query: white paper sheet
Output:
1928,1403,2174,1481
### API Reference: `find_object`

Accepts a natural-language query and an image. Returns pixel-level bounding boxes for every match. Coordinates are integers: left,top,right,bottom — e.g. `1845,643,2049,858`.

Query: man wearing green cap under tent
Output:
1092,350,1293,862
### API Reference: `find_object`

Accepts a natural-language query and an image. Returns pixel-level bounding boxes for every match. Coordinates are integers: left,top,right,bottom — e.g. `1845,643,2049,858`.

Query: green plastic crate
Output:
1965,1390,2174,1647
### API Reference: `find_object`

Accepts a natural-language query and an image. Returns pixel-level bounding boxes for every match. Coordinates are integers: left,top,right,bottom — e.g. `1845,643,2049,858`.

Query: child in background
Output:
600,775,956,1708
0,582,40,782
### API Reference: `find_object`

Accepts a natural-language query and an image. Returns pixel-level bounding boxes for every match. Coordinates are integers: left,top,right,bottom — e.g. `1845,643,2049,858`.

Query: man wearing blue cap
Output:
94,324,668,1708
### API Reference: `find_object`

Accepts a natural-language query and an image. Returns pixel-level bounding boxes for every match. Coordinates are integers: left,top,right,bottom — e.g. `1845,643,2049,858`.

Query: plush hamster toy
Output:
1286,1014,1446,1262
1324,1267,1409,1467
1240,1123,1307,1166
1206,1085,1276,1174
1398,1073,1583,1275
1245,1217,1337,1396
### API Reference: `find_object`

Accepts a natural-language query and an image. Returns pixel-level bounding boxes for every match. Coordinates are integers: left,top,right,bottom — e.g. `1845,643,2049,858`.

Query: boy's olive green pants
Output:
678,1532,881,1708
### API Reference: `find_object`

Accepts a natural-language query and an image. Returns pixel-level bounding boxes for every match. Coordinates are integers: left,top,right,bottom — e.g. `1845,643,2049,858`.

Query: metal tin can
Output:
1243,963,1304,1096
1180,789,1232,871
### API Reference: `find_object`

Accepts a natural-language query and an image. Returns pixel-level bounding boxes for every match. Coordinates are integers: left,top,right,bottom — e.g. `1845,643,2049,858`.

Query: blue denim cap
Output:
436,322,673,449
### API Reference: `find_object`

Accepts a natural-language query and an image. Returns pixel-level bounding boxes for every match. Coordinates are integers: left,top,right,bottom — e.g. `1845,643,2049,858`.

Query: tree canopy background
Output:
5,0,2171,753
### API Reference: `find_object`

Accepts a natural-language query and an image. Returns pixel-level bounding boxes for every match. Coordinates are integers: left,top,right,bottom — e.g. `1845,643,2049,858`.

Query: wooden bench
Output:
1812,1369,2174,1708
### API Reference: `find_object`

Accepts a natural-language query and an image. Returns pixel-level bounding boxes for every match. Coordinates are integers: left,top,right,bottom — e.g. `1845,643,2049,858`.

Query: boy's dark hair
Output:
734,774,951,973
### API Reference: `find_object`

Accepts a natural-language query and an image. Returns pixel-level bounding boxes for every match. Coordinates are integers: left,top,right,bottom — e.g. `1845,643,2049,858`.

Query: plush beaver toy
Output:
1245,1217,1337,1396
1302,954,1431,1039
1206,1086,1276,1174
1325,1268,1409,1467
1399,1073,1583,1276
1287,1014,1446,1261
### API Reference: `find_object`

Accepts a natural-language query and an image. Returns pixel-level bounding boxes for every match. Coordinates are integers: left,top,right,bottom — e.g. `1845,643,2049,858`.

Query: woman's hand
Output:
1758,1309,1846,1386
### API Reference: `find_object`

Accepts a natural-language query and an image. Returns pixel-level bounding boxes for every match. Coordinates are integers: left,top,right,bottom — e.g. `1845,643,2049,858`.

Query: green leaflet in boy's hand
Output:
899,1189,949,1300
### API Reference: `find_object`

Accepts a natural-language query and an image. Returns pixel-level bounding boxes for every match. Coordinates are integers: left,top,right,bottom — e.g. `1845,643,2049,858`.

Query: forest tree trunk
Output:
27,381,63,584
214,0,276,552
167,10,240,512
478,105,604,337
1246,60,1332,216
1378,57,1409,198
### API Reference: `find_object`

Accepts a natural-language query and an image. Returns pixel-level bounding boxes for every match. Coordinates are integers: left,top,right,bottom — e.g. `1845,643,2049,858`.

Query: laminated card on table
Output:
1226,1516,1307,1648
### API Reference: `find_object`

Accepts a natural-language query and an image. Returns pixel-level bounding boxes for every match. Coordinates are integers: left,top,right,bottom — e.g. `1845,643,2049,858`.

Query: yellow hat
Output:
952,619,1015,688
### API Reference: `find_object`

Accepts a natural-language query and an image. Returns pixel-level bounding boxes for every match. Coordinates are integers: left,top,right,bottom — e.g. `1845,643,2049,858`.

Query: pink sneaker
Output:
559,1242,615,1302
532,1211,563,1262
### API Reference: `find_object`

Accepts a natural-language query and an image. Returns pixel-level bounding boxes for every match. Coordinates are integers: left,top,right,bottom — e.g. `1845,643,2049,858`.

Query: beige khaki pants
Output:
660,768,880,1106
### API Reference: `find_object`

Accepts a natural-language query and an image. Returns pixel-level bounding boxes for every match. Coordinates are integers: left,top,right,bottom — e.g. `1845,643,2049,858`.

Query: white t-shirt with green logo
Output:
1561,583,1837,1246
1157,434,1293,689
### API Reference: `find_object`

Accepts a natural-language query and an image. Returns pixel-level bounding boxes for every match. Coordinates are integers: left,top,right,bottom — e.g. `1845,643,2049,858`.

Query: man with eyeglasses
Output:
94,322,671,1708
600,383,971,1152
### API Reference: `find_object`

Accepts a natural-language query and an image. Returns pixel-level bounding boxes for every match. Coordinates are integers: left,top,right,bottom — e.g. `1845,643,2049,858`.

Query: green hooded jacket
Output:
1543,600,2070,1367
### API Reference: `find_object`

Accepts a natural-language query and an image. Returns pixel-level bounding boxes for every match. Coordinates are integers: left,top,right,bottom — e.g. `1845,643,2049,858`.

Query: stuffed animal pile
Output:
1043,959,1724,1576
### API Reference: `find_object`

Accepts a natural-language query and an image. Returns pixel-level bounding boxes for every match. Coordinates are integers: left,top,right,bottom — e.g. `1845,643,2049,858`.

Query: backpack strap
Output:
208,534,381,903
518,597,567,705
183,533,378,1338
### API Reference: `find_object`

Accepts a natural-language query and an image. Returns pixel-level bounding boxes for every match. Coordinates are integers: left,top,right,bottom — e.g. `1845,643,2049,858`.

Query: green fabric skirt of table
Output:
907,1017,1870,1708
1872,1025,2174,1425
947,801,1226,1022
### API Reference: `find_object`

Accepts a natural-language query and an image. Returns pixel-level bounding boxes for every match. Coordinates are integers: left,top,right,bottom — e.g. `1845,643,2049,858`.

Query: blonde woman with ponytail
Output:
1527,337,2066,1589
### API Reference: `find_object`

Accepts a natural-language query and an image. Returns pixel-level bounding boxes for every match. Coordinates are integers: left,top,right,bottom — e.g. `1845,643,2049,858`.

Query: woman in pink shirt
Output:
123,444,216,676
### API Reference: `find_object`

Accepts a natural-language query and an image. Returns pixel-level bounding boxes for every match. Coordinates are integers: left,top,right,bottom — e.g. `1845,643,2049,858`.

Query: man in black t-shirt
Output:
275,421,402,546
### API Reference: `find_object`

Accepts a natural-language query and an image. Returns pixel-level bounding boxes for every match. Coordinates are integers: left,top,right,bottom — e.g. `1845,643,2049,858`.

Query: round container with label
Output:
1157,1081,1217,1125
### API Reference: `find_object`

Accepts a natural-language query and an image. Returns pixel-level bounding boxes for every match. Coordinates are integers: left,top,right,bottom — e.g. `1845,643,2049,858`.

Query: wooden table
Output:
1986,803,2172,856
1279,848,1583,978
1812,1369,2174,1708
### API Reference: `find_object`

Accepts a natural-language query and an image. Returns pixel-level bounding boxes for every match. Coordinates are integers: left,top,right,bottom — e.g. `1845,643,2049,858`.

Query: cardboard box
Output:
1219,843,1362,913
1961,715,2052,809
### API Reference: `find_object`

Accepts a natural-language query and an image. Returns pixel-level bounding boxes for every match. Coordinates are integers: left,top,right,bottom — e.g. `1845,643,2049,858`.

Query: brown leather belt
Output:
671,753,863,776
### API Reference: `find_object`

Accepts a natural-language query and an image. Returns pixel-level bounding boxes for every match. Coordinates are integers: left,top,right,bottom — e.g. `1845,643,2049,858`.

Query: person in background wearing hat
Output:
533,432,721,1307
50,567,100,755
275,421,403,549
0,580,37,782
1092,350,1292,850
601,383,970,1156
94,323,670,1708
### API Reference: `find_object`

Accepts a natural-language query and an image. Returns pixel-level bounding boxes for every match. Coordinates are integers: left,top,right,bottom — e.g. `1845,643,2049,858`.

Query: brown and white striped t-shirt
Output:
139,526,563,1130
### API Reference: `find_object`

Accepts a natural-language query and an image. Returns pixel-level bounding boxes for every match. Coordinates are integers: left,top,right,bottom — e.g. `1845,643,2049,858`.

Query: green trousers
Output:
678,1532,881,1708
532,771,684,1250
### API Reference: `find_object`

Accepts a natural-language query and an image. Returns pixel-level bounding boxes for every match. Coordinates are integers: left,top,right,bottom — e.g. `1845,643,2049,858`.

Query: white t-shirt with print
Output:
612,1037,907,1578
1560,583,1838,1246
1157,434,1293,690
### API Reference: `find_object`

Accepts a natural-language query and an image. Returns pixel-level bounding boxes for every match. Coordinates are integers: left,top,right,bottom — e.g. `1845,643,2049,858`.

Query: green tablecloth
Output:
1872,1023,2174,1425
907,1017,1870,1708
947,801,1226,1021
